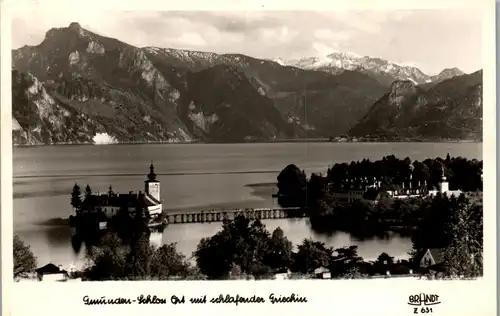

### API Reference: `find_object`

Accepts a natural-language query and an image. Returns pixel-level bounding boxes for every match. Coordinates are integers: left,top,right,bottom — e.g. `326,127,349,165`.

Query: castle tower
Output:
438,165,449,194
145,161,160,201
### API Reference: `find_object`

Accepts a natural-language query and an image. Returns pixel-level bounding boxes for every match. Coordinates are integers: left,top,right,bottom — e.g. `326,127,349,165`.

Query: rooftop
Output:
81,191,160,209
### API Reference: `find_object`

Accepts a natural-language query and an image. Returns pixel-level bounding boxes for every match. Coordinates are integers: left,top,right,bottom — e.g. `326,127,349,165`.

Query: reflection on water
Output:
44,225,72,248
66,217,413,263
161,218,413,262
71,234,83,254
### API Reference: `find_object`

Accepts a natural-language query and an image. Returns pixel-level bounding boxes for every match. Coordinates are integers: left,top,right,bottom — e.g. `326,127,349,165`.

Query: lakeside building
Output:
328,166,462,203
77,162,162,219
15,263,82,282
427,168,462,198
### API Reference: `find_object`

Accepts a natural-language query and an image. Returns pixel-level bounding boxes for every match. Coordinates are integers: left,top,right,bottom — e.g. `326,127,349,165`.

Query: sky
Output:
11,9,483,75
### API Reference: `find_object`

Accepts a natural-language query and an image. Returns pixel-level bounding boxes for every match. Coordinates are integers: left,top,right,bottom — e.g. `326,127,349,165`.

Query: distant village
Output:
327,166,462,204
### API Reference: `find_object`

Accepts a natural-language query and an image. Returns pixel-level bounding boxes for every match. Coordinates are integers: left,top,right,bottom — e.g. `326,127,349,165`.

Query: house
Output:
78,162,163,218
314,267,331,279
35,263,70,282
274,268,292,280
327,177,380,203
327,166,461,204
418,248,446,271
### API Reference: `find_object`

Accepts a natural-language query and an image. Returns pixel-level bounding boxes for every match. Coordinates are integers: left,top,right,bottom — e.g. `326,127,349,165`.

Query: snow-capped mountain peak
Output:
271,58,285,66
278,52,432,85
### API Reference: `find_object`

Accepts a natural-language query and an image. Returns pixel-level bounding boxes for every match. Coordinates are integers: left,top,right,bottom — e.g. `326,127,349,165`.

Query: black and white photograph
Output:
9,5,488,287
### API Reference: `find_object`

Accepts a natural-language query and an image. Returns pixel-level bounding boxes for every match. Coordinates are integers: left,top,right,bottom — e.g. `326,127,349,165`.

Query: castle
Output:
328,166,462,204
78,162,162,218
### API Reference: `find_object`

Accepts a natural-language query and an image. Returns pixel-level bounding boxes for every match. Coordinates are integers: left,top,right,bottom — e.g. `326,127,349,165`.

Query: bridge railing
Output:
165,207,307,224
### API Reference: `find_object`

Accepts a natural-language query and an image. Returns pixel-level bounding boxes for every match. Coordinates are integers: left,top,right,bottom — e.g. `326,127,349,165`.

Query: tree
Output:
264,227,293,270
340,267,368,279
124,233,155,279
276,164,307,207
330,245,363,277
84,230,192,281
84,233,129,280
71,183,82,209
376,252,394,265
150,243,190,279
292,239,333,273
195,233,233,279
194,216,285,279
411,194,455,250
13,235,37,278
85,184,92,198
442,194,483,278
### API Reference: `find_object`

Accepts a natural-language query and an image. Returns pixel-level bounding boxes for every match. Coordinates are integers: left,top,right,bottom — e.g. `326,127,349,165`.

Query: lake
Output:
13,142,482,269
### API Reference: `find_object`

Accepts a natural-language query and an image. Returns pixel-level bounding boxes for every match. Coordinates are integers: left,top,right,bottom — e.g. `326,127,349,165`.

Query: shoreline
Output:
13,139,483,148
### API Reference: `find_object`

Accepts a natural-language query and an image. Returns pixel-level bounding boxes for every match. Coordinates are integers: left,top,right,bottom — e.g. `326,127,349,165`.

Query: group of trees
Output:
309,191,468,237
70,183,94,211
413,191,483,278
13,234,37,278
194,215,419,279
276,155,483,208
194,216,293,279
83,231,193,281
324,154,482,192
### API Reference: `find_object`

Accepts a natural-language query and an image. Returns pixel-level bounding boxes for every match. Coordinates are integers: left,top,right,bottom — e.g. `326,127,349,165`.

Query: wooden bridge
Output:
165,207,306,224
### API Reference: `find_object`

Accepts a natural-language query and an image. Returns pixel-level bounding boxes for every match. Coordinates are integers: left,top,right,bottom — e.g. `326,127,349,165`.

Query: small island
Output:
69,162,167,246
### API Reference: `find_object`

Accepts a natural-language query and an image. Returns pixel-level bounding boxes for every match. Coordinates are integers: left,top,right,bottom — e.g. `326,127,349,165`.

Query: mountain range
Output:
349,70,482,141
11,22,482,145
274,53,466,86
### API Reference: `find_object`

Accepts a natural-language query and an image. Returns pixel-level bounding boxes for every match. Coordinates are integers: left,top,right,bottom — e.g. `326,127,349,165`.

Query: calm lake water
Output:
13,142,482,269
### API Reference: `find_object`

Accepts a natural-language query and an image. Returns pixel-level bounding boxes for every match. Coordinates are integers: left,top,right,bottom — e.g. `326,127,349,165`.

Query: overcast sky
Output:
12,10,483,75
